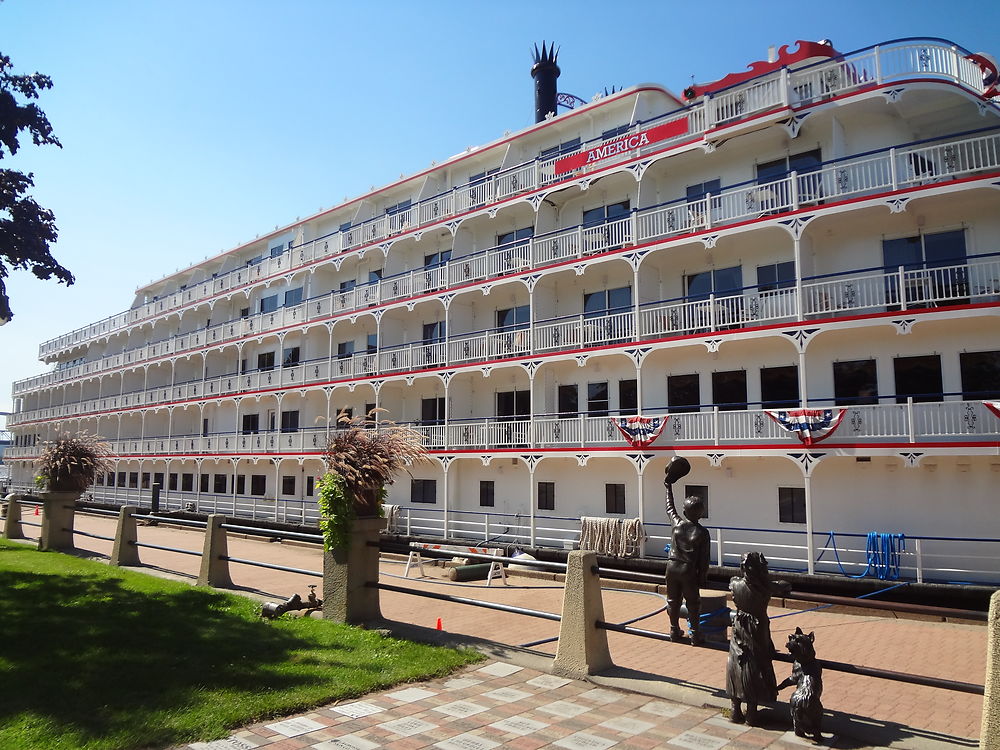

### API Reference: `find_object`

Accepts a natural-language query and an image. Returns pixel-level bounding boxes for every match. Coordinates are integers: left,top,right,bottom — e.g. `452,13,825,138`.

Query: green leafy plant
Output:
318,410,426,550
34,432,111,492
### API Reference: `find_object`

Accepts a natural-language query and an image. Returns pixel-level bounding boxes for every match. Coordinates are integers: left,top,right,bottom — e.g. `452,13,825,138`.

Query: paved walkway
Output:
12,511,988,748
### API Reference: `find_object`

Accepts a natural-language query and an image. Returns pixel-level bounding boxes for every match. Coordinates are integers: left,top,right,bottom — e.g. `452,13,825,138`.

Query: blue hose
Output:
821,531,906,580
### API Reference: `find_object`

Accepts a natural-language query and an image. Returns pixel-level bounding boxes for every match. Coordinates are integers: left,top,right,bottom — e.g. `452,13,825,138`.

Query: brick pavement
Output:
16,511,988,747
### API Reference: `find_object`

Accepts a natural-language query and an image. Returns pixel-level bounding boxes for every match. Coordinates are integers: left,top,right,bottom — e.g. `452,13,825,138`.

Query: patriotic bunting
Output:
611,415,669,448
985,401,1000,420
766,408,846,446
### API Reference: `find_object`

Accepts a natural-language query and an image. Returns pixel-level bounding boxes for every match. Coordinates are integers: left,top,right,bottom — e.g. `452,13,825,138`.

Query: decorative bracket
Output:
706,453,726,468
788,452,826,476
521,454,544,472
777,215,815,240
781,327,821,353
899,452,924,469
627,159,653,181
703,339,723,353
701,234,720,249
891,318,916,335
575,454,590,467
886,196,911,214
626,453,655,472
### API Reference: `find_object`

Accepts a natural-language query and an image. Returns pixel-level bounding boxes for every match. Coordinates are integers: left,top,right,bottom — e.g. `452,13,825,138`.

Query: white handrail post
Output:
790,170,800,210
907,396,916,443
713,406,720,446
874,45,883,85
915,538,924,584
715,528,724,567
898,265,908,310
889,147,898,191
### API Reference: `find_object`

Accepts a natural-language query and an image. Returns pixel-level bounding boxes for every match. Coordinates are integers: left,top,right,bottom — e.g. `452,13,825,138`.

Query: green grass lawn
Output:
0,538,481,750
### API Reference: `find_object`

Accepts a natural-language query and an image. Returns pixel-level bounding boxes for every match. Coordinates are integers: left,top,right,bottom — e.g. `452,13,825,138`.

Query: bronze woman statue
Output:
727,551,778,725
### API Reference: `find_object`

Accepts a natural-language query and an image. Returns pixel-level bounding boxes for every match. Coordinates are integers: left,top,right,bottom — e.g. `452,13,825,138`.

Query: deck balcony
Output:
35,39,995,363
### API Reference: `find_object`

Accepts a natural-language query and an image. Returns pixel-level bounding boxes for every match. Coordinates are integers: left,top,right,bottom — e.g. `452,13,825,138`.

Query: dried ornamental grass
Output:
35,432,112,492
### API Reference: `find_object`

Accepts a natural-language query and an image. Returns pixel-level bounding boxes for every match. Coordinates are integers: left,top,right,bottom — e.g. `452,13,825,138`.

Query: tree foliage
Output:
0,52,72,322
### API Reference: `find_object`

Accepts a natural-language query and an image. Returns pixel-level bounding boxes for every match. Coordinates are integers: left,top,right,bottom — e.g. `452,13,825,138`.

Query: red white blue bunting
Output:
611,415,669,448
985,401,1000,420
766,408,846,446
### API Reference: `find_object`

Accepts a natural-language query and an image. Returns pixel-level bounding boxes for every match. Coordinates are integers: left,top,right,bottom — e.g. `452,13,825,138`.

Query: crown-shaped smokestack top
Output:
531,40,561,124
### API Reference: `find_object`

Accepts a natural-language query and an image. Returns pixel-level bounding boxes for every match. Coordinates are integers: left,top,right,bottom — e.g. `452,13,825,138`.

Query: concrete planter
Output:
38,490,82,551
322,516,386,625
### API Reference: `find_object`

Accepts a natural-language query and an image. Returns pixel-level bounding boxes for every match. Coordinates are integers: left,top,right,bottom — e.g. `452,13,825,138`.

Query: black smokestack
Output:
531,41,560,124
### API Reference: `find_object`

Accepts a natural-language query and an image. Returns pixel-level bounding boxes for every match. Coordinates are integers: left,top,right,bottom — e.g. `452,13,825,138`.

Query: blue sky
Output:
2,0,997,412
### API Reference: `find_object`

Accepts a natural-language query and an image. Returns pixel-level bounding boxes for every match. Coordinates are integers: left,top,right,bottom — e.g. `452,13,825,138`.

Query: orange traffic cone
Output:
435,618,442,630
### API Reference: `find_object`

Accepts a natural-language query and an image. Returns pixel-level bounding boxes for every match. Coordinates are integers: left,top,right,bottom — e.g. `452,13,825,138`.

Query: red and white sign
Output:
553,118,689,176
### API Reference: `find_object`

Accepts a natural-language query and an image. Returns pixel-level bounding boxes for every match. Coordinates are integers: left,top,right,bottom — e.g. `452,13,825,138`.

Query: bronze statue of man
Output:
663,456,710,645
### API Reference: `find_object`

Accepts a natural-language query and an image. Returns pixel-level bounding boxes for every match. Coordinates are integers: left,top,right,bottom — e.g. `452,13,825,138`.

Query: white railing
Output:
36,40,989,363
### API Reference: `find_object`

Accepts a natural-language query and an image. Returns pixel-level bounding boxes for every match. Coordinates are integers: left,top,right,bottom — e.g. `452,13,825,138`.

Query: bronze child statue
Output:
727,551,779,725
778,627,824,741
663,456,710,645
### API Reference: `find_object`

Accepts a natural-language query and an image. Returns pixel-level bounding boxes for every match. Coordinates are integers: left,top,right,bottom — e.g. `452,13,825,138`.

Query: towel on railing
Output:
579,516,647,557
383,504,400,534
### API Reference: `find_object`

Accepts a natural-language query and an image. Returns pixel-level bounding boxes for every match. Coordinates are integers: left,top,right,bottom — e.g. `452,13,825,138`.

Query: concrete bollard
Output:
2,494,24,540
197,514,233,588
981,589,1000,748
553,550,613,678
39,490,80,551
110,505,141,566
322,516,385,625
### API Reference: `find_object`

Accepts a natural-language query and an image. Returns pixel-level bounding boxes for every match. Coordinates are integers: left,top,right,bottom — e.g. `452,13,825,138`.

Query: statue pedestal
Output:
39,491,81,551
322,516,385,625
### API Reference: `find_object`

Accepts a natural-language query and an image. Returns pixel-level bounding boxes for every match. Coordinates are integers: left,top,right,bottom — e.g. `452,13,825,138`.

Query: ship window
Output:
588,381,609,416
116,471,126,487
685,484,709,518
385,199,411,215
153,472,164,489
538,481,555,511
270,245,283,258
686,266,743,300
424,249,452,268
558,384,578,416
337,341,354,359
619,379,638,414
496,305,529,331
583,285,631,317
668,374,700,413
422,321,446,343
260,294,278,314
760,365,799,409
168,473,178,491
778,487,806,524
686,179,721,202
583,199,630,228
281,475,296,495
141,472,150,490
250,475,266,496
306,476,314,497
411,478,436,504
833,359,877,405
280,410,300,433
199,474,209,493
339,279,356,292
601,124,629,140
96,473,104,486
539,137,581,160
128,472,138,489
213,474,227,494
284,287,303,307
368,268,383,284
497,226,533,246
497,389,530,418
257,352,275,371
335,408,353,428
240,307,249,318
883,230,968,307
181,473,194,492
605,483,626,514
421,397,445,425
236,475,246,495
757,261,796,291
712,370,747,411
367,334,378,353
960,350,1000,399
757,149,822,184
479,480,495,508
893,355,943,403
282,346,300,367
242,413,259,434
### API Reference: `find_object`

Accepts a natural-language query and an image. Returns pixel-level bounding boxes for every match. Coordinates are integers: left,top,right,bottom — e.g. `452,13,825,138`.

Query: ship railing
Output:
36,38,990,362
9,251,1000,425
23,127,1000,392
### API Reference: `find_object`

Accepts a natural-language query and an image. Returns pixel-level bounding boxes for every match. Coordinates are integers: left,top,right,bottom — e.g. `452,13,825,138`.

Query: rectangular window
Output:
601,124,629,140
280,410,300,433
778,487,806,524
305,475,315,497
496,389,530,418
260,294,279,314
282,346,300,367
421,396,446,425
422,320,446,343
199,473,209,493
127,472,138,489
760,365,799,409
257,352,275,371
757,261,796,292
479,480,495,507
587,381,609,416
668,373,700,413
712,370,747,410
582,199,630,228
284,287,303,307
497,226,534,246
96,473,104,486
242,413,260,434
168,473,178,491
368,268,383,284
883,230,967,306
605,483,626,514
366,334,378,353
106,472,116,487
893,354,943,403
558,384,578,416
538,481,555,511
423,250,452,268
281,475,296,495
270,245,283,258
385,198,412,215
833,359,878,405
495,305,530,331
583,286,632,318
181,473,194,492
618,379,638,414
116,471,126,488
337,340,355,358
686,265,743,300
539,137,581,160
411,478,437,504
153,472,164,490
213,474,227,494
250,475,266,496
236,475,246,495
339,279,356,293
141,472,150,490
686,178,721,202
685,484,709,518
960,350,1000,399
